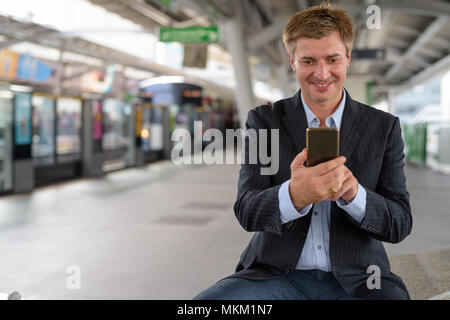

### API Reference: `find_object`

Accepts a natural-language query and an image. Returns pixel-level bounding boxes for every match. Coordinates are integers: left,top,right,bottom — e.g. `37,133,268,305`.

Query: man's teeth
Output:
314,83,329,87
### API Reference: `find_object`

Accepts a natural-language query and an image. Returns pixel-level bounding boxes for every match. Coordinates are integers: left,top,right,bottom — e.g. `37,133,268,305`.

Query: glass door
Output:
32,94,55,166
0,89,13,192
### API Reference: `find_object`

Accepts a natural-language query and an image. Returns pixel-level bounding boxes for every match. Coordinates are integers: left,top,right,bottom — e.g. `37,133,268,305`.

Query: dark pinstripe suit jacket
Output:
230,89,412,300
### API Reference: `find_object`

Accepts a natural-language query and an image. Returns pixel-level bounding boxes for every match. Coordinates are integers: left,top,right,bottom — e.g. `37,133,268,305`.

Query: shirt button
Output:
314,211,318,216
317,245,322,250
299,232,306,237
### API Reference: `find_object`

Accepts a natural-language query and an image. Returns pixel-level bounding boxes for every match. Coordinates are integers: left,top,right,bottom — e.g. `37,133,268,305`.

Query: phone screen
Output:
306,127,340,167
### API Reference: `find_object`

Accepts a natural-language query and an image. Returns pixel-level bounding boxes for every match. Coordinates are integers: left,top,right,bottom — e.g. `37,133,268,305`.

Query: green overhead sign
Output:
158,0,171,8
159,26,219,43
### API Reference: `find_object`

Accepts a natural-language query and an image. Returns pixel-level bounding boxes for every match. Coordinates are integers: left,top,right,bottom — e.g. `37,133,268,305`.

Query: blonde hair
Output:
282,1,354,57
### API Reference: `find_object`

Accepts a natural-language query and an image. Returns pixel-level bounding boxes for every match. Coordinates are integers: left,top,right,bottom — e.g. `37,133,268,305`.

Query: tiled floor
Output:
0,161,448,299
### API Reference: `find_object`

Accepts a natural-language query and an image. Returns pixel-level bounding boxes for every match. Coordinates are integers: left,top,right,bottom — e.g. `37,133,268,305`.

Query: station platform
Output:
0,158,449,300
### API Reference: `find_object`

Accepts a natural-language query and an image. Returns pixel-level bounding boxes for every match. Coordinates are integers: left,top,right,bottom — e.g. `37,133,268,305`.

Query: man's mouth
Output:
311,81,334,89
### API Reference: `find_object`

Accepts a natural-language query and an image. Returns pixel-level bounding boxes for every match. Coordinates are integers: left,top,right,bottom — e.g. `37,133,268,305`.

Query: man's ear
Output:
346,50,352,66
288,54,295,71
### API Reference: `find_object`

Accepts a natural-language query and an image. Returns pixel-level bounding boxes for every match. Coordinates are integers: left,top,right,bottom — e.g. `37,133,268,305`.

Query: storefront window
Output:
14,92,32,146
103,99,129,150
56,98,82,155
32,95,55,158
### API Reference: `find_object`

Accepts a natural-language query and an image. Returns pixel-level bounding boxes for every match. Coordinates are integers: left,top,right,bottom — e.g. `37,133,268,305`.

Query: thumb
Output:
291,148,308,170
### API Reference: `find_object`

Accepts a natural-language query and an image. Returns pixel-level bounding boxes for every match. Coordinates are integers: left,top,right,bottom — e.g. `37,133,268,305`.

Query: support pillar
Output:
82,100,104,177
223,10,255,129
53,48,65,96
441,70,450,121
388,89,396,115
276,65,291,98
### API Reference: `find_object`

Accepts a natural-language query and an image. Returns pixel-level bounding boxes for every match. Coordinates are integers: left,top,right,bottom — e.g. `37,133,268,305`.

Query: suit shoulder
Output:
354,100,397,125
251,104,272,117
246,98,290,129
251,97,290,118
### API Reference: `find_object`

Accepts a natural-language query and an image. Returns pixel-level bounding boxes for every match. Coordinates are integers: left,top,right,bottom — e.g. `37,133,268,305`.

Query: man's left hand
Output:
329,165,358,203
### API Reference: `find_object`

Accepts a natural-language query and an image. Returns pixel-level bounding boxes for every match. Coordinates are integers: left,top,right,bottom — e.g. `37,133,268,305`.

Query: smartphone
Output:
306,127,340,167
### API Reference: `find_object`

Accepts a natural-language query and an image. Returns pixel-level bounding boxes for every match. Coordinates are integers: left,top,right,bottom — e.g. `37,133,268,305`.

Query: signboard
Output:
158,0,171,7
0,50,19,78
92,100,103,140
0,50,54,82
17,54,53,82
351,49,385,60
183,44,208,68
14,93,32,145
158,0,178,12
159,26,219,43
81,65,115,93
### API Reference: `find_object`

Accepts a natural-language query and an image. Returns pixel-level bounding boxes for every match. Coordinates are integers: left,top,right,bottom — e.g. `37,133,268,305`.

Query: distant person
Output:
194,2,412,300
224,107,233,130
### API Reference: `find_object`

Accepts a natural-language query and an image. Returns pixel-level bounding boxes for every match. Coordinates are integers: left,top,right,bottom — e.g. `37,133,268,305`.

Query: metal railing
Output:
402,123,428,165
402,121,450,170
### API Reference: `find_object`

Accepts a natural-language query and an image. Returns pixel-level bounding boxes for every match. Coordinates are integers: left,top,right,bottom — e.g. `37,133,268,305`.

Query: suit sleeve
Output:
357,117,413,243
233,108,292,235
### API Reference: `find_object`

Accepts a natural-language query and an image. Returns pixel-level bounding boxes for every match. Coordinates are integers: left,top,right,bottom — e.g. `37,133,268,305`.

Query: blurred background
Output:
0,0,448,300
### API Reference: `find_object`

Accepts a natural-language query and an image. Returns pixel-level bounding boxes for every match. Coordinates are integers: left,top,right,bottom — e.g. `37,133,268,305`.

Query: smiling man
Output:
290,31,349,123
194,2,412,300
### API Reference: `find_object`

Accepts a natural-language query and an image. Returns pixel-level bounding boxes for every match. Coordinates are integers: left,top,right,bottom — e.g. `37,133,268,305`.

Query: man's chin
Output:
309,89,342,104
310,94,334,104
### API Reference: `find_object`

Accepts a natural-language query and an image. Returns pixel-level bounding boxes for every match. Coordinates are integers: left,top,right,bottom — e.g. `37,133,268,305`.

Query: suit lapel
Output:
280,90,309,153
339,89,365,160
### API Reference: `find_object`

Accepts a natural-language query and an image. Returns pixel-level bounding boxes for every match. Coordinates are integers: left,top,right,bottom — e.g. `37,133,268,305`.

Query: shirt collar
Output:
301,89,346,129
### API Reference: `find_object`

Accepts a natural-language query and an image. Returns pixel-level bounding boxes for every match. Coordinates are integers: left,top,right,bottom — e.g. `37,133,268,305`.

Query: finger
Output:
319,164,347,189
321,168,350,201
311,156,346,176
291,148,308,170
331,174,354,201
317,177,342,202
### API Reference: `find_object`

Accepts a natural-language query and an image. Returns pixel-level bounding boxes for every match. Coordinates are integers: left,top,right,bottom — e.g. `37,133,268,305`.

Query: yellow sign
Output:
135,105,143,137
0,50,19,78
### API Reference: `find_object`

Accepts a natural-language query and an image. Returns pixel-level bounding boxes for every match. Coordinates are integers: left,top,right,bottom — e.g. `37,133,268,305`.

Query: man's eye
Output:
302,60,312,65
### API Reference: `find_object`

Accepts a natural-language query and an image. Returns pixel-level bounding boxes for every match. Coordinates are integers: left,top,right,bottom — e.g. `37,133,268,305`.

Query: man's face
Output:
289,30,351,105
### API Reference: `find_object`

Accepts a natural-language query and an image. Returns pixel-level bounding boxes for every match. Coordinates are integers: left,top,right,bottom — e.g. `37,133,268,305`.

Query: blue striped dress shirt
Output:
278,90,367,272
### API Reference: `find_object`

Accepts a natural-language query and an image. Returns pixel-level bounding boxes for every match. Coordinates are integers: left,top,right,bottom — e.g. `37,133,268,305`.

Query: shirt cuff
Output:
278,180,313,224
336,183,367,224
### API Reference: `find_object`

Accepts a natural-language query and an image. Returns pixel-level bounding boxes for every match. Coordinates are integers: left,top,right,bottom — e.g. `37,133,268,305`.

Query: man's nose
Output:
313,61,331,80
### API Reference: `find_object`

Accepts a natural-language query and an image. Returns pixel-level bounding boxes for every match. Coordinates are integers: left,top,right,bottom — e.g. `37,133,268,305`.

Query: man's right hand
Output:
288,148,347,210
